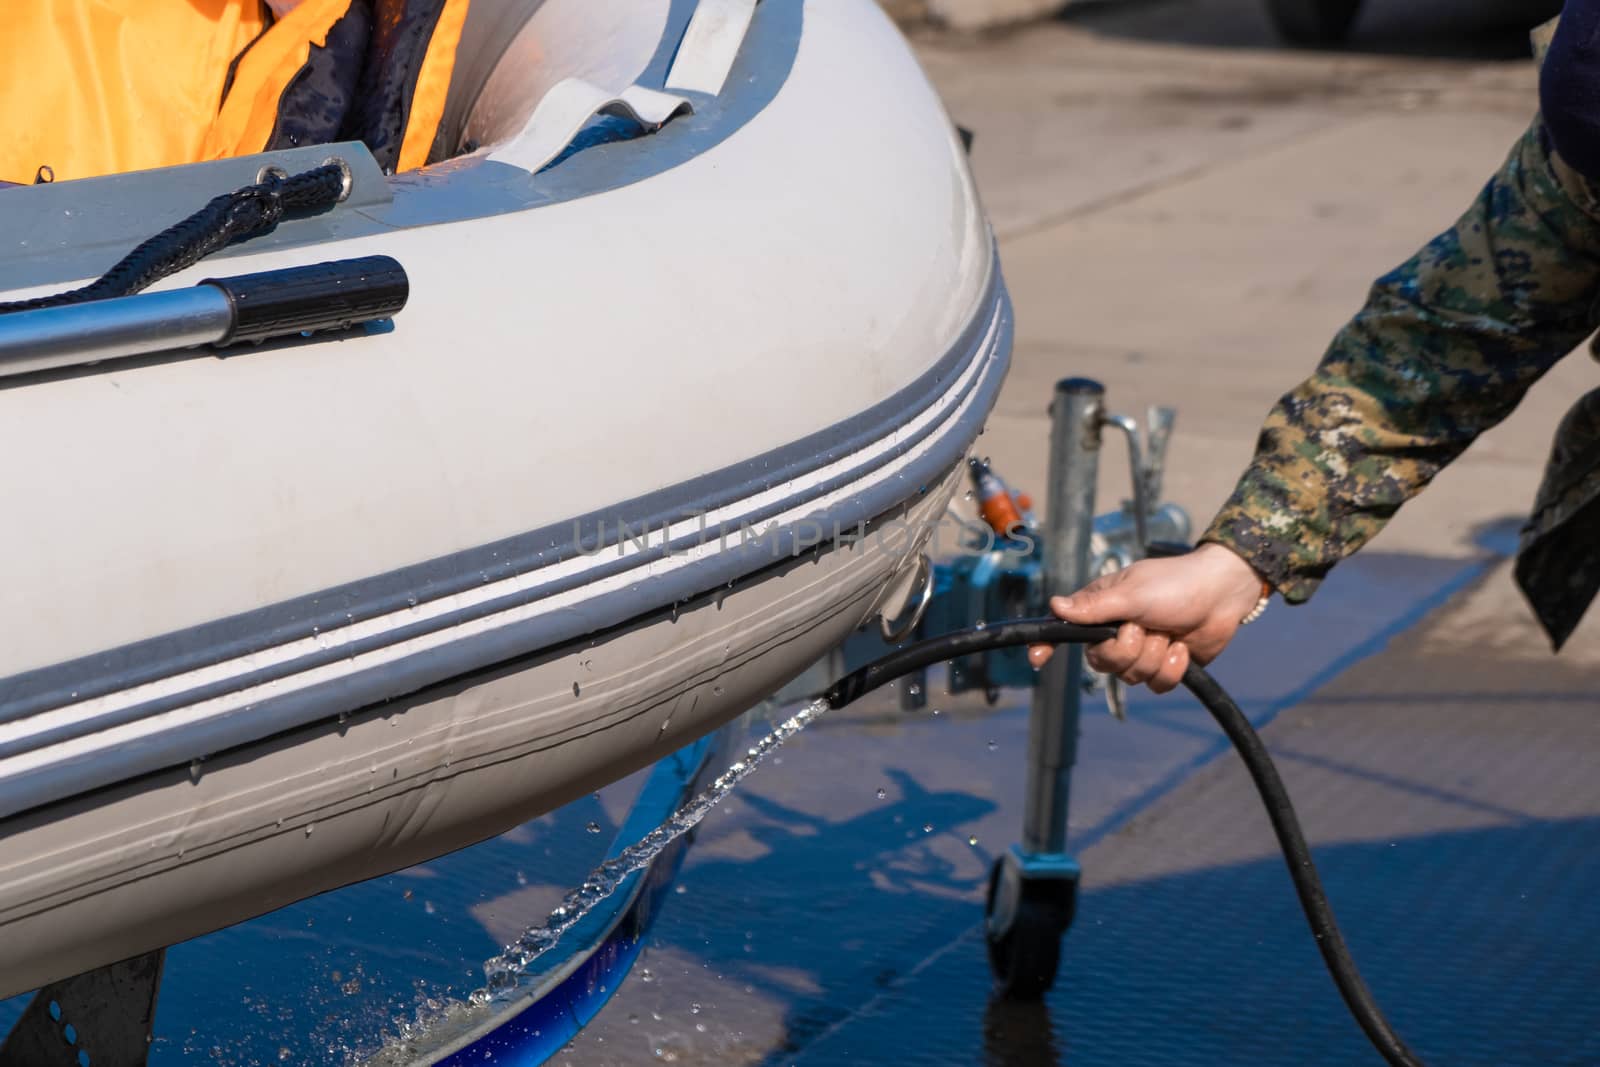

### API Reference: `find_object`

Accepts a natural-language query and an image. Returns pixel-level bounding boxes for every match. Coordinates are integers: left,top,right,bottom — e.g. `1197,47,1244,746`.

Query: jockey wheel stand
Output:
899,377,1190,1000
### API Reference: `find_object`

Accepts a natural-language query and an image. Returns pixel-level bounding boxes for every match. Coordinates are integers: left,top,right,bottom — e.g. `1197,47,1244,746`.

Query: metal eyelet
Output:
254,164,290,186
880,554,934,644
320,156,354,202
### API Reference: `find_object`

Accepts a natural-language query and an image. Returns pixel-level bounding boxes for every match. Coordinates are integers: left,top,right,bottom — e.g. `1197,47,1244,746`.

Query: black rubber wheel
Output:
1263,0,1363,46
984,859,1075,1001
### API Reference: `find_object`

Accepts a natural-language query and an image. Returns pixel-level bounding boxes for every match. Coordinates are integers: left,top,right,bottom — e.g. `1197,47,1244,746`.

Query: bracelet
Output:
1239,580,1272,626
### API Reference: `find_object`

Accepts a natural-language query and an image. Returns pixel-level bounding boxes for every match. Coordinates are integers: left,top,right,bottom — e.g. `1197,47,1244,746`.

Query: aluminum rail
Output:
0,288,232,377
0,256,408,379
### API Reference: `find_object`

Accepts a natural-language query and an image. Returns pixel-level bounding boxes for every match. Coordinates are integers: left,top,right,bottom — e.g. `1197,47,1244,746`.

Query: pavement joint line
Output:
1262,744,1538,824
783,919,992,1063
994,110,1388,243
1310,689,1600,705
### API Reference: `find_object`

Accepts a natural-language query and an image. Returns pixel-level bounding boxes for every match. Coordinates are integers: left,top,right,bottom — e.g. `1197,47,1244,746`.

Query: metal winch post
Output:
982,377,1105,1000
1024,377,1104,857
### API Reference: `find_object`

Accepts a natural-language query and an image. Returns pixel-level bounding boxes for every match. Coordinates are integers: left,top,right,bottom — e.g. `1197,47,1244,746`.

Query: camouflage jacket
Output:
1201,96,1600,649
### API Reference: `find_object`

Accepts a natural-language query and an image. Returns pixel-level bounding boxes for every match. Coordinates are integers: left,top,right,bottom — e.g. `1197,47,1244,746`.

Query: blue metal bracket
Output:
908,500,1192,702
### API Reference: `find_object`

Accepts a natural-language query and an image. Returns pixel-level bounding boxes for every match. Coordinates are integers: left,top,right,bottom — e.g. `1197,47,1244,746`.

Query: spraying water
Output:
472,696,831,1001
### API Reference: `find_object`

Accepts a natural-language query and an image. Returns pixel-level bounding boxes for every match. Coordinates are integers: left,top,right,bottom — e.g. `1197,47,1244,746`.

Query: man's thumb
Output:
1050,587,1136,625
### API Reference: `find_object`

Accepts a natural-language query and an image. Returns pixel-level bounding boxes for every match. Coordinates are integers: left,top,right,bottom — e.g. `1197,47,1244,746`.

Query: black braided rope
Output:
0,164,347,314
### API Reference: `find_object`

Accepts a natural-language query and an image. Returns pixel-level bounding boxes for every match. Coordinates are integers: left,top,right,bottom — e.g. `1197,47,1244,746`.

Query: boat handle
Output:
880,554,934,644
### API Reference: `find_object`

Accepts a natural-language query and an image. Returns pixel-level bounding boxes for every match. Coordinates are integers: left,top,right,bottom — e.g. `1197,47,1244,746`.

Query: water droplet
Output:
424,900,436,915
875,788,887,800
516,871,528,886
987,739,998,752
907,682,922,697
974,620,987,631
640,968,654,983
341,976,361,995
967,835,979,847
690,1003,702,1015
188,758,203,783
304,823,314,837
923,824,934,833
585,821,602,834
695,1023,707,1033
572,682,581,697
279,1048,291,1062
403,889,414,901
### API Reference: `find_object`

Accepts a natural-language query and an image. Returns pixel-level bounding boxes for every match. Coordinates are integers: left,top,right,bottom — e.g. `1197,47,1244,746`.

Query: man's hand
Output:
1027,543,1266,694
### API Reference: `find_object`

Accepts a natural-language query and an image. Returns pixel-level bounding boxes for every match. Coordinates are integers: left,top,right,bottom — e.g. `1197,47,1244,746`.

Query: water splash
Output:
472,696,830,1002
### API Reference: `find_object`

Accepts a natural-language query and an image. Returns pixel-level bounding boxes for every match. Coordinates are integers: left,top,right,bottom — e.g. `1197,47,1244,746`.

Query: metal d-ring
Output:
880,554,934,643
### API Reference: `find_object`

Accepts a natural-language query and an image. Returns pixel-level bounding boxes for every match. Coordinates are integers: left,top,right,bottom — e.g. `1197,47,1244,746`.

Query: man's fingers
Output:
1121,633,1170,686
1148,641,1190,695
1085,622,1144,675
1027,644,1052,669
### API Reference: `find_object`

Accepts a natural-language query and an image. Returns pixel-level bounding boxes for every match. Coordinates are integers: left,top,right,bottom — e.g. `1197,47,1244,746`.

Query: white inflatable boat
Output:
0,0,1011,996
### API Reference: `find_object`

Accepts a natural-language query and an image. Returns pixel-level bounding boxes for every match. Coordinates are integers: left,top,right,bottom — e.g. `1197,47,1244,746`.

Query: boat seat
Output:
432,0,551,163
444,0,678,160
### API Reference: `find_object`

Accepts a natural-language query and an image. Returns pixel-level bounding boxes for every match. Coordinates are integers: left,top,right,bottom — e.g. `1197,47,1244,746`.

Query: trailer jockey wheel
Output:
984,856,1077,1001
1264,0,1363,45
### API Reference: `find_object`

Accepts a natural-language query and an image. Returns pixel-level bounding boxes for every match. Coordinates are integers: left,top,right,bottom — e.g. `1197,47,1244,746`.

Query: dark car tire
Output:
1264,0,1364,46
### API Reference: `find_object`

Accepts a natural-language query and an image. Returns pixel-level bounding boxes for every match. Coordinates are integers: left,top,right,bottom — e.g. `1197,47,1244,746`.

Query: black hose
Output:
824,618,1426,1067
0,163,347,314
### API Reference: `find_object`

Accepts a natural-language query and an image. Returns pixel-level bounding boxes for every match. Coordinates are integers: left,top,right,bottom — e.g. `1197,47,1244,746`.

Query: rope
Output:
0,164,347,315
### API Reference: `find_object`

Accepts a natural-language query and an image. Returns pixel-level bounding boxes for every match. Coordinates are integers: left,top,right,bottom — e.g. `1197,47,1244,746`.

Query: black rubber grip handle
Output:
202,255,408,346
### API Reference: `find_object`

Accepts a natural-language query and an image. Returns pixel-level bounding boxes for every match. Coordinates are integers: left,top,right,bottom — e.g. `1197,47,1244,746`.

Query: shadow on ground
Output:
1064,0,1558,60
792,817,1600,1067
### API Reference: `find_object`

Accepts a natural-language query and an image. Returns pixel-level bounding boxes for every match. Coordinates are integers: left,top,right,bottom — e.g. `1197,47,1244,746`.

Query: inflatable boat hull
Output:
0,0,1012,995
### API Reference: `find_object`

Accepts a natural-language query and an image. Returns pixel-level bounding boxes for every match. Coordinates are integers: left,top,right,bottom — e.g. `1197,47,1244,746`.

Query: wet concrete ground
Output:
557,549,1600,1066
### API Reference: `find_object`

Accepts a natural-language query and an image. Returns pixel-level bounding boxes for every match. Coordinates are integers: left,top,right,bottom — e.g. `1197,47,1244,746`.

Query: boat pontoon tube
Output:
0,0,1012,996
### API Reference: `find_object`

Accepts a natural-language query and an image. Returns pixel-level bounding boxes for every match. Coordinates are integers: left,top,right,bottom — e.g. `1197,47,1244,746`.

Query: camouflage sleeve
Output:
1203,119,1600,602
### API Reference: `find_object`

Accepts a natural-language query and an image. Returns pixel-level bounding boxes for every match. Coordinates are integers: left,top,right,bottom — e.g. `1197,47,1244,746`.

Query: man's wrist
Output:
1193,542,1273,623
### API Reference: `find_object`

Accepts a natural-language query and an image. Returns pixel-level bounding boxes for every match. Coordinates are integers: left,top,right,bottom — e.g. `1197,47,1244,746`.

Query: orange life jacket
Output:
0,0,469,185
